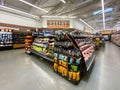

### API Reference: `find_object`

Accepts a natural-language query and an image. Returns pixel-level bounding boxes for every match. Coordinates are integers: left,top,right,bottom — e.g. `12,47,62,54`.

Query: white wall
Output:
0,26,20,30
113,22,120,30
72,18,94,32
72,18,84,30
0,10,90,31
0,10,42,28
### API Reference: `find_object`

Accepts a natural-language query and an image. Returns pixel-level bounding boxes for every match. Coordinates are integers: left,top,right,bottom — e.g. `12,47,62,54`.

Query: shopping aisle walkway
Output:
0,42,120,90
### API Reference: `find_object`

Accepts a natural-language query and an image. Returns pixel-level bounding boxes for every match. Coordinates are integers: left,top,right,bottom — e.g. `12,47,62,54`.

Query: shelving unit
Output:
73,35,96,71
111,34,120,46
31,36,55,62
25,35,33,54
0,28,13,50
13,30,31,48
53,34,83,84
30,32,95,84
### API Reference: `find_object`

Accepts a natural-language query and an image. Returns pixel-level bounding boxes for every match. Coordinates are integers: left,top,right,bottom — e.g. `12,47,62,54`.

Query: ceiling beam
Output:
30,0,48,14
48,2,63,15
56,0,94,16
41,5,56,8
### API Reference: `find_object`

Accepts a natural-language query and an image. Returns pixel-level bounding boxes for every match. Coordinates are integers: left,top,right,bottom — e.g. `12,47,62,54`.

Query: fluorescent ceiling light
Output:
0,5,39,18
61,0,66,3
101,0,105,29
41,15,77,18
19,0,48,13
79,18,95,31
96,17,113,22
93,8,113,15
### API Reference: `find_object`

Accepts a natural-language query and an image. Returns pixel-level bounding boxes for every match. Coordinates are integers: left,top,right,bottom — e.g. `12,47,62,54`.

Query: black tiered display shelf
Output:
30,33,95,84
53,33,87,84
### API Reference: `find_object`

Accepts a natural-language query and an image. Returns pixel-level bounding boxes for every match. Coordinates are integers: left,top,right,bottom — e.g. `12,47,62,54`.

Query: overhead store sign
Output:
47,20,70,28
100,30,117,34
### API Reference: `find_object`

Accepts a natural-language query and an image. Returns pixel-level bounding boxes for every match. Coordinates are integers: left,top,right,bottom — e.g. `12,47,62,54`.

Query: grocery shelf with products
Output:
53,32,96,84
0,28,13,50
31,36,55,62
25,35,33,54
111,34,120,46
30,30,55,61
30,30,96,84
73,35,95,71
32,31,44,38
53,33,83,84
13,30,31,48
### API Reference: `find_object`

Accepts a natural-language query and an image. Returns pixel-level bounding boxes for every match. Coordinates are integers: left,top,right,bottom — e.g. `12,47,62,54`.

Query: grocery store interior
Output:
0,0,120,90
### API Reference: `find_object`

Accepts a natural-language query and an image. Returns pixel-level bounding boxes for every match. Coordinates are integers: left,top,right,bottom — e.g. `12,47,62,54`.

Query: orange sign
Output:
47,20,70,28
100,30,117,34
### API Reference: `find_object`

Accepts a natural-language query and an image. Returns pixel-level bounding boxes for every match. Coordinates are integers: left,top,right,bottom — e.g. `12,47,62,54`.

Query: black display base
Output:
54,70,80,85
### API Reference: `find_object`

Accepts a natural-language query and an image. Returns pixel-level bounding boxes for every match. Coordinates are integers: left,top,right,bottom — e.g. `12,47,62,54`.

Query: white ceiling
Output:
0,0,120,30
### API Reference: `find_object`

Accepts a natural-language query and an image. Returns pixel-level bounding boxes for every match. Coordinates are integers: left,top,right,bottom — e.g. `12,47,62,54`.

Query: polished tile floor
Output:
0,42,120,90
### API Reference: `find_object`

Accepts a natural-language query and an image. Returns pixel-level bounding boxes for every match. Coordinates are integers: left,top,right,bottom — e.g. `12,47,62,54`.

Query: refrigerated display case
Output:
0,28,13,50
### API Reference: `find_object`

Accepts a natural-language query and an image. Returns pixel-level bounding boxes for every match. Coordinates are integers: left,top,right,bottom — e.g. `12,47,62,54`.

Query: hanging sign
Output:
47,20,70,28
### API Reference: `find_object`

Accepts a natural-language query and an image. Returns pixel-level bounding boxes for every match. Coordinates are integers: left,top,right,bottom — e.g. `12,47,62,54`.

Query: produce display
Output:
25,36,33,54
53,34,83,84
111,34,120,46
0,28,13,48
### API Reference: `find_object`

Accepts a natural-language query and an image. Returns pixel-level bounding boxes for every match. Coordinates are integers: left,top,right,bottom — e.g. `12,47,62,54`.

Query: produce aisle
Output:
0,42,120,90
